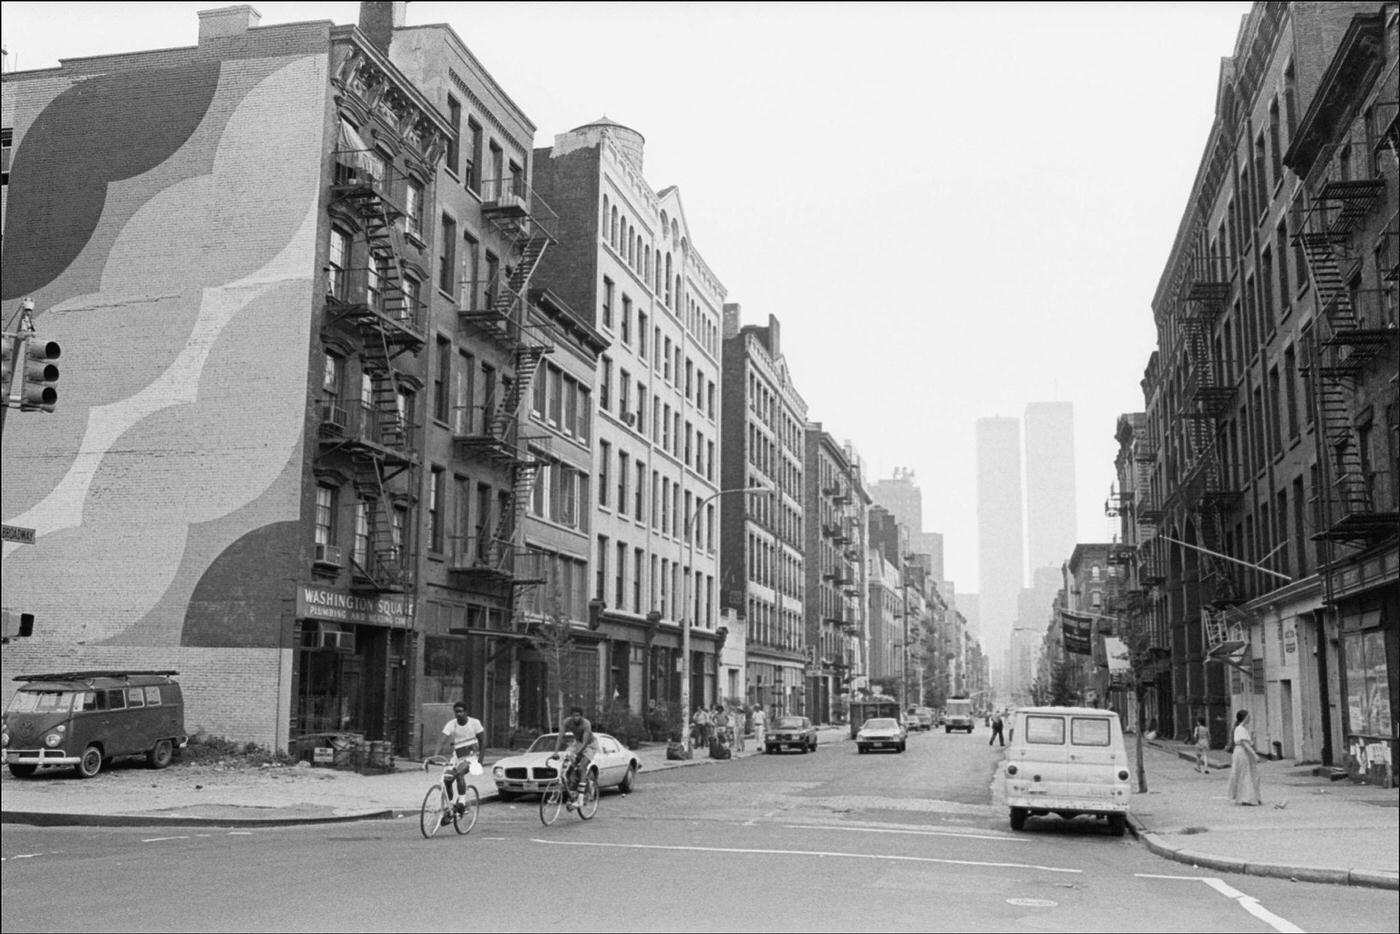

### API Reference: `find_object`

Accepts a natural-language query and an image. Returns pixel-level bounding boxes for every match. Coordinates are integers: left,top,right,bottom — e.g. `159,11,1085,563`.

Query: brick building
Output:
0,5,453,751
803,425,870,721
719,309,808,718
1139,1,1396,766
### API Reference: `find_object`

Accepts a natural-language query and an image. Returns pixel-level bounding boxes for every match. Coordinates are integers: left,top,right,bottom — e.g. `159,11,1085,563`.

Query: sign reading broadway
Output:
297,585,414,628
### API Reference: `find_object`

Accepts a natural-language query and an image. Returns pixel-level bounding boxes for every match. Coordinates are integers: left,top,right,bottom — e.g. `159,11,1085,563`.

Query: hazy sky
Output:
0,1,1254,593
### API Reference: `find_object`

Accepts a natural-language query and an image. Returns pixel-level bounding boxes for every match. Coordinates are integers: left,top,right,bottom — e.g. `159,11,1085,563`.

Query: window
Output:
462,233,479,310
433,337,451,422
315,485,337,547
353,502,369,566
428,467,444,552
615,541,627,608
466,119,483,192
547,366,563,426
638,313,648,360
635,461,645,520
619,370,630,419
601,278,614,330
598,441,611,507
621,294,632,344
617,450,629,517
488,141,504,198
322,351,342,401
533,362,549,419
403,275,422,325
599,356,612,411
327,228,350,299
446,96,461,176
1070,717,1111,746
0,127,11,187
439,215,456,295
1268,99,1283,185
1025,715,1065,745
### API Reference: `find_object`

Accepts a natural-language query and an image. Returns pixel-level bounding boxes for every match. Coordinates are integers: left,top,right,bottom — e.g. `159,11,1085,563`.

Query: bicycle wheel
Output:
577,776,599,820
539,781,564,826
453,785,480,835
420,785,448,839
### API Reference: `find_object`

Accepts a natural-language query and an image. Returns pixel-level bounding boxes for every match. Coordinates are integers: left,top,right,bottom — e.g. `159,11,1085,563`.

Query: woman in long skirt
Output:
1227,709,1262,805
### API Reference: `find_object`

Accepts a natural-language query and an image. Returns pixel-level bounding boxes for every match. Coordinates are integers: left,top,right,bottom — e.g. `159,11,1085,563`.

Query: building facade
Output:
531,117,726,731
720,309,808,718
804,425,867,723
0,6,453,752
976,416,1024,662
1140,0,1393,765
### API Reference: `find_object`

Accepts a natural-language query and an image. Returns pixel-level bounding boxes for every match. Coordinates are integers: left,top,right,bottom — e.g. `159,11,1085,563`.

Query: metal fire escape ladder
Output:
327,148,423,593
1294,168,1399,541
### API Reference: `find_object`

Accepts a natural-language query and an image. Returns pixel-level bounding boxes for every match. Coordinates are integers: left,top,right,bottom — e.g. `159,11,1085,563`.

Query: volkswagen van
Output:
3,670,187,778
1002,706,1132,836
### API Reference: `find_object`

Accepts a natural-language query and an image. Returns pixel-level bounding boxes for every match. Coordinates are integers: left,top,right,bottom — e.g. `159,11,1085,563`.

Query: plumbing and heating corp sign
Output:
297,585,413,628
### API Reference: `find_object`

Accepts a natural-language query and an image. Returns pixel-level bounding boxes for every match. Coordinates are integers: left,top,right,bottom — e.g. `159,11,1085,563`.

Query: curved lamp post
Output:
680,483,772,752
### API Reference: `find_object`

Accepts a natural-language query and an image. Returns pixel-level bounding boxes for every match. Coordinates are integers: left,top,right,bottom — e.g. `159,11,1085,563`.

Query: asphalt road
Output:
2,730,1394,933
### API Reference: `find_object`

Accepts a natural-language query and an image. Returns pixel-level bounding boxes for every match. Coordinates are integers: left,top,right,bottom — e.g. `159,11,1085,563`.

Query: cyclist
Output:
552,706,599,809
435,702,486,814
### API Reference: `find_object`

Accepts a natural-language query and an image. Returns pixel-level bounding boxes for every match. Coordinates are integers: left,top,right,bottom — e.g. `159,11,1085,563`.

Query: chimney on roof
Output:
197,5,262,43
359,1,407,55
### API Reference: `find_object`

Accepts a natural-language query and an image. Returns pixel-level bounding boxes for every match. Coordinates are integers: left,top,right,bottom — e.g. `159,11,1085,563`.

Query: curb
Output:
0,808,400,829
1128,817,1399,891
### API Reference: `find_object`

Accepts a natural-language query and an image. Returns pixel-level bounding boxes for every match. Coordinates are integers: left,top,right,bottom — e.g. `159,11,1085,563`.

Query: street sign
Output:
2,524,36,544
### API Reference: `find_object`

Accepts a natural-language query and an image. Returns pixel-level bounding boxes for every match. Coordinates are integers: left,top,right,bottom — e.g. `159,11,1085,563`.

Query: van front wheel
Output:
76,746,103,779
1108,813,1126,837
1009,807,1027,831
148,739,174,770
7,763,38,778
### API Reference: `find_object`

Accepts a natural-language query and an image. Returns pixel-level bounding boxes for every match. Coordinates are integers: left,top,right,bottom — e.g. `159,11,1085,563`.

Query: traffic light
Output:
19,337,61,412
0,333,16,399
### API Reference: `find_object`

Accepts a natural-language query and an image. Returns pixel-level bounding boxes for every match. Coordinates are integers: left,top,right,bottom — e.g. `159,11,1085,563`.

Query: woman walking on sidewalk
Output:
1192,717,1211,774
1227,709,1262,805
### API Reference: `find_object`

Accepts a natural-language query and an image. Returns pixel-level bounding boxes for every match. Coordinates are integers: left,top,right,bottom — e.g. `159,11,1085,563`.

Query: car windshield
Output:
6,690,80,713
774,717,807,729
526,734,561,753
864,718,898,730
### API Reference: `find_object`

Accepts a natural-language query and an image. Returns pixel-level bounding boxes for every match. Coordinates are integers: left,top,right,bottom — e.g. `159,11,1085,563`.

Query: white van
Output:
1002,706,1132,836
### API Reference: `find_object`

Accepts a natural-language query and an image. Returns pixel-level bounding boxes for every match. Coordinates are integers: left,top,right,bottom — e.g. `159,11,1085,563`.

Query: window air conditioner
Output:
622,411,637,427
314,543,344,566
319,627,356,652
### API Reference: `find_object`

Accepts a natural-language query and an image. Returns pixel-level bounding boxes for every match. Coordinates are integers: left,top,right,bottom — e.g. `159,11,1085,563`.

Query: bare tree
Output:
528,582,577,734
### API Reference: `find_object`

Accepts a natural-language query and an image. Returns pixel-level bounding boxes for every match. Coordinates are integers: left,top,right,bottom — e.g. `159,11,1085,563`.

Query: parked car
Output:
765,715,817,753
1002,706,1133,836
491,732,640,801
2,669,187,778
856,717,908,753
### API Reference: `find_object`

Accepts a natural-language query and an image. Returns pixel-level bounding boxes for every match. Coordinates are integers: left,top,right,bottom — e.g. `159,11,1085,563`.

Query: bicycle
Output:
419,755,480,838
539,751,599,825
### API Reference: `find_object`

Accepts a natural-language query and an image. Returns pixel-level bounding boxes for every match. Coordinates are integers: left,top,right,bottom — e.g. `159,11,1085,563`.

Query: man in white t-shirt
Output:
435,702,486,813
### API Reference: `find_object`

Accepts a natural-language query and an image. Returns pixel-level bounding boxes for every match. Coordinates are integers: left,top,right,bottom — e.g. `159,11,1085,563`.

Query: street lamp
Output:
680,483,772,752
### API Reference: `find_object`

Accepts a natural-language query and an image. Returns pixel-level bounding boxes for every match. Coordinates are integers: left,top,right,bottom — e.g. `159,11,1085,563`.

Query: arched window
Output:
644,245,651,282
610,207,618,247
602,195,610,238
664,254,673,305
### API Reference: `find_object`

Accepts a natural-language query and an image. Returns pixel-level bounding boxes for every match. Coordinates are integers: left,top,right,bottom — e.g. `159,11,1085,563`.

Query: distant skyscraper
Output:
871,468,943,574
976,417,1024,660
1024,402,1078,575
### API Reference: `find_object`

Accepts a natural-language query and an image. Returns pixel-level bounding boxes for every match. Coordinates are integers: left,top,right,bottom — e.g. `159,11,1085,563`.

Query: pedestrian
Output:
988,711,1005,746
1227,709,1262,806
712,704,731,752
691,706,711,748
733,705,746,752
751,704,767,753
1192,717,1211,774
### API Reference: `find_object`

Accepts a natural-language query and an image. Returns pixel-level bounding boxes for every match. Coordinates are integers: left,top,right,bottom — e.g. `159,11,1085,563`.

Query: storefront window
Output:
424,635,467,704
1345,628,1391,738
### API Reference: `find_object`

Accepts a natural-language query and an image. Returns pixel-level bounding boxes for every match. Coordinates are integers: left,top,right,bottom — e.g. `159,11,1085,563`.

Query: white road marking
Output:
1136,873,1305,934
226,832,254,836
784,823,1029,843
532,838,1081,874
140,836,190,843
2,854,42,861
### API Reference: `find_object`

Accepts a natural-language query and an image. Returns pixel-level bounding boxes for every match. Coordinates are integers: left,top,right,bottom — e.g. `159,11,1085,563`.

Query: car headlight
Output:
44,732,62,748
493,766,503,779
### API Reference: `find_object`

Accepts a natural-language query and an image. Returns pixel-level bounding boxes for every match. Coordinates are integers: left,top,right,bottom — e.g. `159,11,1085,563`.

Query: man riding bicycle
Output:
552,706,599,810
435,702,486,814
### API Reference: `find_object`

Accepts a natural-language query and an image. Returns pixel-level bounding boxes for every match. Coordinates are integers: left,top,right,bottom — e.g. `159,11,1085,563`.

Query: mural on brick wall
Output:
1,53,330,651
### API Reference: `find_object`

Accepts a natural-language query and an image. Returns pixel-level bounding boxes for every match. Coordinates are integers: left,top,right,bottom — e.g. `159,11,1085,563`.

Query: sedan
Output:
491,732,640,801
856,717,907,753
765,715,817,754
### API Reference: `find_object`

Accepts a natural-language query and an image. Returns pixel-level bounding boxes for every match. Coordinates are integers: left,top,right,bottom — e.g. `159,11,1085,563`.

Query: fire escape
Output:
1296,133,1400,545
450,177,560,614
1174,247,1241,628
318,138,425,594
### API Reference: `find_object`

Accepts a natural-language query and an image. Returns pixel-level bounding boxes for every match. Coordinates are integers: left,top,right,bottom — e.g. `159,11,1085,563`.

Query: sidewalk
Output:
3,728,1396,890
1126,738,1398,890
0,726,845,829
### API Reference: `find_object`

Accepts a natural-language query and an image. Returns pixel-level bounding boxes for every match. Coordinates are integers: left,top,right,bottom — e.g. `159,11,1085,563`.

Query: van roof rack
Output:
14,670,179,682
